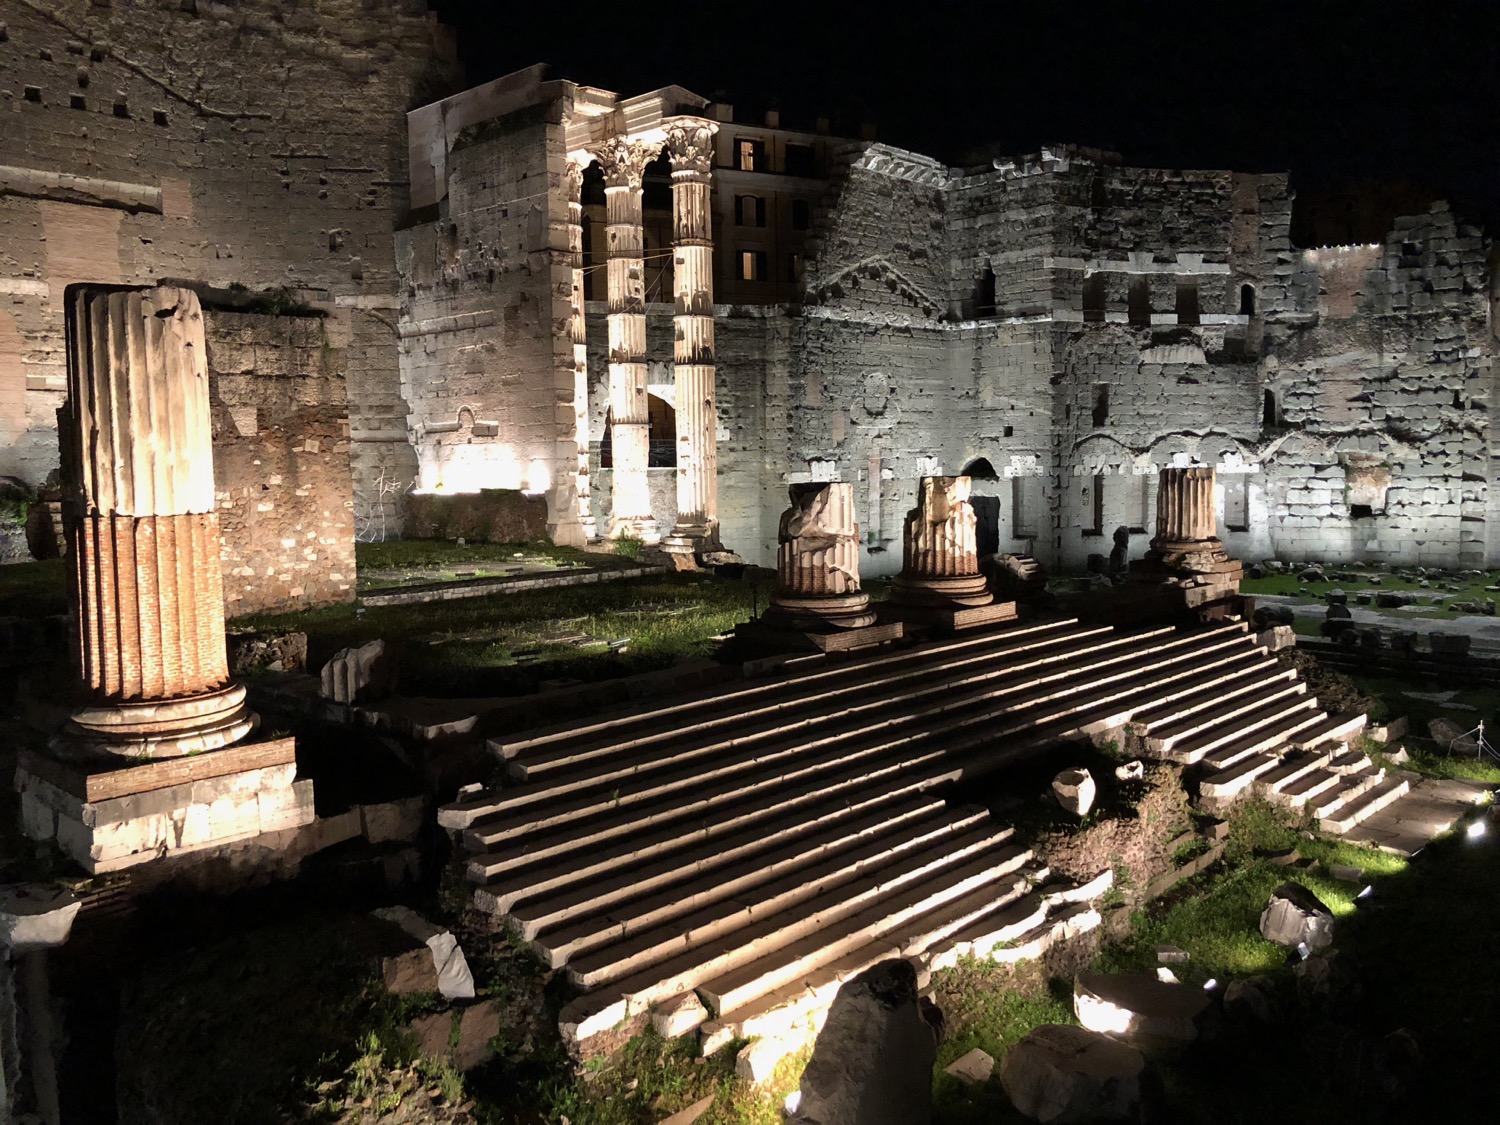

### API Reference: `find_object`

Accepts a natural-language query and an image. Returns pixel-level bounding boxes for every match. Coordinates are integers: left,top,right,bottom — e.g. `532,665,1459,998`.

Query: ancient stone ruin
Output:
888,475,1016,630
15,285,314,872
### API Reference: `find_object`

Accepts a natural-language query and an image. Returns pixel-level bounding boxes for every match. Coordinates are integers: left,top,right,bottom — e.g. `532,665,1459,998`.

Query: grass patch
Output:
240,571,753,697
355,539,633,591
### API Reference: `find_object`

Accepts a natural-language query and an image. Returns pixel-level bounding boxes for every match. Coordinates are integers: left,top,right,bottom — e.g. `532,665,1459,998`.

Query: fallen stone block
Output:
944,1047,995,1085
0,885,81,952
737,1035,789,1083
1429,717,1478,755
1259,882,1334,950
1257,624,1296,651
320,638,393,703
1073,972,1214,1056
1428,632,1470,656
1000,1024,1144,1124
1155,945,1190,964
1114,760,1145,781
660,1095,716,1125
371,906,475,999
1052,768,1096,817
792,959,935,1125
1223,977,1280,1024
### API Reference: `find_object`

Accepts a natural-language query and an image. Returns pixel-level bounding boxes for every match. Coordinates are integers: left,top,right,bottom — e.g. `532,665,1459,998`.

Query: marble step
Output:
1198,749,1283,800
1172,695,1323,766
1254,747,1336,796
1273,764,1345,809
502,620,1113,775
691,842,1034,1016
1310,765,1384,821
988,901,1104,965
1287,711,1367,753
530,808,999,969
499,628,1230,800
459,631,1248,847
559,836,1032,1041
478,790,943,917
927,891,1053,971
498,618,1098,768
1327,748,1372,774
1320,774,1411,834
501,793,953,937
1130,656,1292,733
1145,675,1305,753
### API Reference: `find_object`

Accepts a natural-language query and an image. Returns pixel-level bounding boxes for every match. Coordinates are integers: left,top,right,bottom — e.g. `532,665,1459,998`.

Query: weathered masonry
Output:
0,0,455,539
400,67,1499,572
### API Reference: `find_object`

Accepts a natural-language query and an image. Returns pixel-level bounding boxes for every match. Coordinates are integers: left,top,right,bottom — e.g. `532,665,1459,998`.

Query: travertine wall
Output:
205,310,356,618
0,0,455,534
404,83,1496,573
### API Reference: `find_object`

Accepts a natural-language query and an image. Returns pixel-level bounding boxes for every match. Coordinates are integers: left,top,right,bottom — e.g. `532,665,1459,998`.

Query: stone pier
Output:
751,482,901,651
563,160,596,542
888,476,1016,631
1131,467,1243,612
661,118,722,557
595,138,659,542
16,284,314,872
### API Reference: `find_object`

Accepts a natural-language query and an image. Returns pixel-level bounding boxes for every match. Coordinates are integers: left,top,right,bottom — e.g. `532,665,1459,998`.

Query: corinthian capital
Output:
664,118,719,176
591,137,659,190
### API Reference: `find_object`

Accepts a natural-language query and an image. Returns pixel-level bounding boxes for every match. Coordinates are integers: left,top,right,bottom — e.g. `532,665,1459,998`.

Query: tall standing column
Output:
565,160,596,541
59,284,254,757
663,118,721,555
594,138,659,542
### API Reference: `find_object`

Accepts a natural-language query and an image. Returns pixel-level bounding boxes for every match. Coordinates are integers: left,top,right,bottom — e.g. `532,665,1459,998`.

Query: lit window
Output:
736,138,765,172
739,249,767,281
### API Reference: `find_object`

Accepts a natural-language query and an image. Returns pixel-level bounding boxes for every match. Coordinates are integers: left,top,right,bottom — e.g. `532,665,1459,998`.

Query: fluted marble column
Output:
765,483,876,630
890,476,996,608
1153,466,1217,546
662,118,721,555
594,138,658,542
59,284,254,757
565,160,596,541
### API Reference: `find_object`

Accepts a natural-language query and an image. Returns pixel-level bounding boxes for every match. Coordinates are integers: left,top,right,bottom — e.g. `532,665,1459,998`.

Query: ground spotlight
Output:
1357,884,1374,901
1202,978,1218,991
1467,818,1487,840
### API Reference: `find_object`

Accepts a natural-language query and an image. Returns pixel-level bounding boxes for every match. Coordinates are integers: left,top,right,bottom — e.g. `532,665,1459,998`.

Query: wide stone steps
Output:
498,621,1111,776
439,616,1352,1053
1171,695,1324,766
1319,774,1411,834
1253,747,1335,796
494,627,1201,803
458,627,1256,855
534,810,1003,972
1144,675,1305,753
1309,765,1384,821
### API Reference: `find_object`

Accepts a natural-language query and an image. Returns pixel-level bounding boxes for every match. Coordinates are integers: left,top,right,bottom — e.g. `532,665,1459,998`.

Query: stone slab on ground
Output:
943,1047,995,1084
0,885,80,952
1073,972,1213,1056
1339,776,1492,856
660,1095,716,1125
371,906,475,1000
1000,1024,1145,1124
1259,882,1334,950
358,564,666,606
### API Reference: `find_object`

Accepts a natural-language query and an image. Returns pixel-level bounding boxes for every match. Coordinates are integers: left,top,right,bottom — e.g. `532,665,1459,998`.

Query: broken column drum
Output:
59,285,255,756
765,482,876,630
662,118,722,554
1141,467,1231,573
890,475,996,609
594,138,659,542
564,160,597,542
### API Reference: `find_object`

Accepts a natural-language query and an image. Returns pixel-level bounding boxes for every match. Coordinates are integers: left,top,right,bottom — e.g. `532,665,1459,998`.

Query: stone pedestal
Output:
18,285,313,870
1130,467,1242,612
595,139,659,543
661,119,723,559
748,482,901,652
887,476,1016,632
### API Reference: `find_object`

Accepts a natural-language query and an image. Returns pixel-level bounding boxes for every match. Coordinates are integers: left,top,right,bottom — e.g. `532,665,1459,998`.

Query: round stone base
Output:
661,520,721,556
607,514,660,544
65,682,257,758
890,572,994,609
764,591,877,631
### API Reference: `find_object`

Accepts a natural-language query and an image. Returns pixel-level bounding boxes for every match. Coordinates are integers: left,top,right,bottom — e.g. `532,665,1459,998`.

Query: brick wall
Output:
0,0,456,531
205,310,356,618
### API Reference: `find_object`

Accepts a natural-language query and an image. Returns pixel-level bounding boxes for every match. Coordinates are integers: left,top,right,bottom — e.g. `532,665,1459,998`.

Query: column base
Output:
62,682,257,759
15,735,314,873
888,572,995,609
661,520,722,557
607,514,660,544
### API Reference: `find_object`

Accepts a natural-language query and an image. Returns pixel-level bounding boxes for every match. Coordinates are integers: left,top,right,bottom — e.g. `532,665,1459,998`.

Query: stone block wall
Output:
206,310,356,618
0,0,456,529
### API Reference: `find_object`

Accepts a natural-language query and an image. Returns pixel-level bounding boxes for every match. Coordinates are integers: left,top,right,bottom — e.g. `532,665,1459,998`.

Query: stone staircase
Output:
436,616,1372,1056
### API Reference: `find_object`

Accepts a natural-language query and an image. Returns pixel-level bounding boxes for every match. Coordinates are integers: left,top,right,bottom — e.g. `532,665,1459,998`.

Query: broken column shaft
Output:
595,138,659,542
663,118,721,555
765,482,876,630
60,284,254,756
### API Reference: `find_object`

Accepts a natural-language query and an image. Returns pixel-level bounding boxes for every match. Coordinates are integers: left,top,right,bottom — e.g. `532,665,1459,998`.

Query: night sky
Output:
430,0,1500,243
